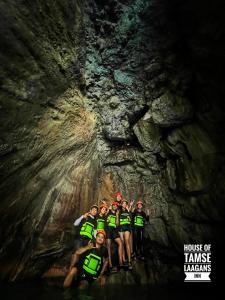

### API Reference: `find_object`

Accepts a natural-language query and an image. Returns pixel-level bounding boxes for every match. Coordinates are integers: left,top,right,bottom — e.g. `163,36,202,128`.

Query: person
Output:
96,203,108,231
115,192,134,258
127,197,135,259
115,192,122,207
132,200,149,260
63,231,108,289
69,205,98,269
105,201,124,272
118,199,133,270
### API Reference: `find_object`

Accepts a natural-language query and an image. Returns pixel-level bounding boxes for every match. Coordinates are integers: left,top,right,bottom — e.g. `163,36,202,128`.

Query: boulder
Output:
166,123,218,192
151,91,193,127
146,218,169,247
133,113,161,153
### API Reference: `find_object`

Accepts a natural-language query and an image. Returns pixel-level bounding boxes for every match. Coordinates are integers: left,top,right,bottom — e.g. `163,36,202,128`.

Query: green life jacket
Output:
120,212,131,225
83,253,102,276
80,221,94,239
134,215,144,227
97,217,105,230
107,214,117,228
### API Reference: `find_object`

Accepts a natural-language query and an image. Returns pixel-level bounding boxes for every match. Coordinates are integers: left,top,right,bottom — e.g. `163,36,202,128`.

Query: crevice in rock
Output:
103,160,135,168
128,104,149,126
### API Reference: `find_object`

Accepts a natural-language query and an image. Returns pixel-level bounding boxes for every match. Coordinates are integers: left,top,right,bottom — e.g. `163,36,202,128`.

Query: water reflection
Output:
1,280,216,300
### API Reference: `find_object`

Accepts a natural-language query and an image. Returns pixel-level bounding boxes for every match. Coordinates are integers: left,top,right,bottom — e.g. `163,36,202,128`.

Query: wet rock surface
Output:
0,0,225,284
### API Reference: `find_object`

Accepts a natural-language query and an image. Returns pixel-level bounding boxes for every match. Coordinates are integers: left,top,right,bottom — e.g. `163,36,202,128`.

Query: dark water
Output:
0,280,218,300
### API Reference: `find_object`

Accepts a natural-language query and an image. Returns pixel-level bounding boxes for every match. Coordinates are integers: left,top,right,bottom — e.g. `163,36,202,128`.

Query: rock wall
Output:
0,0,225,282
0,0,100,280
83,0,225,277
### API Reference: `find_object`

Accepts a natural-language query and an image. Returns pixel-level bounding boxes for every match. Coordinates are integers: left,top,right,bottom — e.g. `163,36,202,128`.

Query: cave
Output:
0,0,225,299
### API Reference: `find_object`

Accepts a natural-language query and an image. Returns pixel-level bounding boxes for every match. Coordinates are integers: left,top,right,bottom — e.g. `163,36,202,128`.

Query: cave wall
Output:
0,0,102,280
0,0,225,282
84,0,225,267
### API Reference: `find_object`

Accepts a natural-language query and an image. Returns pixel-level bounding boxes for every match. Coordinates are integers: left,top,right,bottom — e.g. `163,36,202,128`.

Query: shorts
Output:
75,263,96,284
105,227,120,240
78,270,96,284
133,226,144,233
130,224,134,232
118,225,131,233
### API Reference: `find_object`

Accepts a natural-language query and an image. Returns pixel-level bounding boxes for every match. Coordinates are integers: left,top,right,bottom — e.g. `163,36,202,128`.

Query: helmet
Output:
115,192,122,197
90,204,98,210
100,203,108,209
111,201,119,206
136,200,143,205
96,229,106,238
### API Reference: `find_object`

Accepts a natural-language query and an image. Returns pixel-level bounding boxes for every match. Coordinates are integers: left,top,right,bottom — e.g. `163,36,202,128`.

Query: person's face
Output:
116,195,122,201
112,204,118,211
122,201,127,209
96,233,105,245
137,203,143,209
100,206,107,215
90,207,98,216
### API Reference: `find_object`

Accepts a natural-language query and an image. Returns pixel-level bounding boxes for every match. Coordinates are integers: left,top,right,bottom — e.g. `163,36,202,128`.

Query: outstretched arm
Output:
74,212,90,226
128,200,134,211
74,215,84,226
97,257,109,286
99,257,109,276
76,242,95,255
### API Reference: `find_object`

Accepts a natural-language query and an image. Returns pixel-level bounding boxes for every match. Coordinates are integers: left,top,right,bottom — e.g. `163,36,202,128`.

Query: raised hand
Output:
83,212,90,219
130,200,135,207
87,241,95,249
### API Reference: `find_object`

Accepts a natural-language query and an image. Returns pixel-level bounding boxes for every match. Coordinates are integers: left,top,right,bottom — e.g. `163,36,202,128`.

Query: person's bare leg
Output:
107,239,112,267
124,231,131,263
119,232,126,262
115,237,123,266
63,267,78,288
69,252,79,269
130,231,133,256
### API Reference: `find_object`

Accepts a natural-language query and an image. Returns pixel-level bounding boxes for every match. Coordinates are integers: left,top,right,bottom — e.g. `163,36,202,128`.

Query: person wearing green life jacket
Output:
96,203,108,231
105,201,123,273
63,231,108,289
119,199,133,270
115,192,135,258
69,205,98,269
132,200,149,260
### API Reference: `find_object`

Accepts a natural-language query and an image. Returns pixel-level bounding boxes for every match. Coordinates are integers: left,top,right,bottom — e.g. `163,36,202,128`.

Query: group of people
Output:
63,192,149,288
